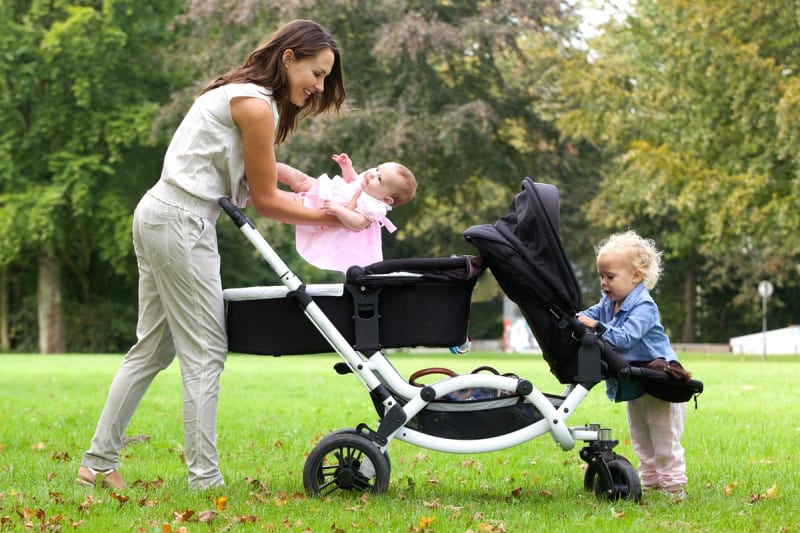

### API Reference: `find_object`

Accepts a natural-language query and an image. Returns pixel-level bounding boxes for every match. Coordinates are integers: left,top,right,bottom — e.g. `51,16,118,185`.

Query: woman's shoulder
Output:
218,82,274,100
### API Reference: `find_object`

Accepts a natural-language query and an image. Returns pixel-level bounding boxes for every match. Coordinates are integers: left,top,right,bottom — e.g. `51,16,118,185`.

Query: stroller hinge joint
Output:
355,402,407,447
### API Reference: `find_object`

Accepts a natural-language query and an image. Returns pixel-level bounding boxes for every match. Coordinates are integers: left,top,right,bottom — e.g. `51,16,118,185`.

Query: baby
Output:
278,153,417,272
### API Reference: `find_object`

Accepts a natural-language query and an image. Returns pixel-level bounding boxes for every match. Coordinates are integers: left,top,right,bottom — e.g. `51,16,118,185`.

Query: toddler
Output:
577,230,688,502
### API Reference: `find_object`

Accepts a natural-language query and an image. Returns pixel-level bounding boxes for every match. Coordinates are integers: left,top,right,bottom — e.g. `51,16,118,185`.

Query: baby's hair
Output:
390,163,417,206
596,230,663,289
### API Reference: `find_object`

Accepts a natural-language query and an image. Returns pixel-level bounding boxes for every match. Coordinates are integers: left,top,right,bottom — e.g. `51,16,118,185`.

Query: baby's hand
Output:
331,153,352,169
576,314,597,328
322,200,341,214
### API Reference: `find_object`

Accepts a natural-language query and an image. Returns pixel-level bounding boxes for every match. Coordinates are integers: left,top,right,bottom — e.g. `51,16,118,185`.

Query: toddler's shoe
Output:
661,485,687,503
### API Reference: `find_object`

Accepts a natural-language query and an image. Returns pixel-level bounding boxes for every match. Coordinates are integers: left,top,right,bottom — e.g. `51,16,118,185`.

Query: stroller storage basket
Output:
403,396,552,440
224,257,479,355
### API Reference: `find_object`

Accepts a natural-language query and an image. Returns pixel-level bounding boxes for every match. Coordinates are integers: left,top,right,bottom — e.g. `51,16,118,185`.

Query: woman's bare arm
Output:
231,96,340,226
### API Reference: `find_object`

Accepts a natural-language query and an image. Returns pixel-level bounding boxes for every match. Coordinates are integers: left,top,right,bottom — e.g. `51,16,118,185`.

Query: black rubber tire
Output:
583,453,628,491
590,457,642,502
321,428,391,474
303,431,391,496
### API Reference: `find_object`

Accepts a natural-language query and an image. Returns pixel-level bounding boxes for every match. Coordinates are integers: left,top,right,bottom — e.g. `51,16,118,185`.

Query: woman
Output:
77,20,346,490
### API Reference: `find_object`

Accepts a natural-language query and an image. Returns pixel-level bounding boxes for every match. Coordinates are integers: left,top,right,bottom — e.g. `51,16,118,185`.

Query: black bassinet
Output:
225,256,481,356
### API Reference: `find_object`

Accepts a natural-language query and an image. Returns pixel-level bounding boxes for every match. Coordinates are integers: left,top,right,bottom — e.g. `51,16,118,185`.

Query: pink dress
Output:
296,174,397,272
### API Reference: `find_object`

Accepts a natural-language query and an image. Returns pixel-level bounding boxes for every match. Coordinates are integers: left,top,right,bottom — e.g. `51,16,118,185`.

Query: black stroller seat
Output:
464,178,703,401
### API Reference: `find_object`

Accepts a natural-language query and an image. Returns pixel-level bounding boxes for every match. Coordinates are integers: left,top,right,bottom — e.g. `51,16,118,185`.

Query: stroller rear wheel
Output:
303,430,391,496
585,456,642,502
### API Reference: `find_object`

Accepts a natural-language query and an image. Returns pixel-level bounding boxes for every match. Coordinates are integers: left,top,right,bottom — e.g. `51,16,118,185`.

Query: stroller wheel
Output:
323,429,392,472
303,430,391,496
586,457,642,502
583,453,626,492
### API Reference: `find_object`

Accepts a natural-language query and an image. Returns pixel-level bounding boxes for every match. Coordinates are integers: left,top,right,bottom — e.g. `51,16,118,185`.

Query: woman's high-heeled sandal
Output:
76,466,126,489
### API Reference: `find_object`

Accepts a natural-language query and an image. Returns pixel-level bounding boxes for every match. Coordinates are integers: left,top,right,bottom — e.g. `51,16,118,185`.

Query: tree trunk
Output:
680,254,696,343
0,266,8,351
38,250,65,353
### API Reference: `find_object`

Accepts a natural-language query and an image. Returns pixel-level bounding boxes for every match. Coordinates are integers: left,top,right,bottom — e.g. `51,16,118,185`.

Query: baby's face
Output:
361,163,403,204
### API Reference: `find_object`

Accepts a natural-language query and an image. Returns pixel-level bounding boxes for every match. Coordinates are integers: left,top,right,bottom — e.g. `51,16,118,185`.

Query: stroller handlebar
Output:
218,197,254,229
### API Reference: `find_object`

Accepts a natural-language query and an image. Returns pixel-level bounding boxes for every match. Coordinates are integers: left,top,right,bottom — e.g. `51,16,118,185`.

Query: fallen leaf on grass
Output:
51,451,69,462
77,495,101,511
110,492,130,505
747,483,778,503
475,520,507,532
173,509,195,522
31,442,46,450
724,482,737,495
274,491,289,506
215,496,227,511
423,498,440,509
197,510,217,523
419,515,436,530
132,477,164,490
445,504,463,516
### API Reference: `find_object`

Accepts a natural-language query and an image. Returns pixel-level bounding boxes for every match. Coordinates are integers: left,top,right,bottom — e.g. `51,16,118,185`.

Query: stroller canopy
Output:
464,178,585,383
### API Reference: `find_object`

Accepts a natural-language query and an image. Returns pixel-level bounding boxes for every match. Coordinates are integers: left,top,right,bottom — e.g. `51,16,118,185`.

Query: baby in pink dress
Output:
279,153,417,272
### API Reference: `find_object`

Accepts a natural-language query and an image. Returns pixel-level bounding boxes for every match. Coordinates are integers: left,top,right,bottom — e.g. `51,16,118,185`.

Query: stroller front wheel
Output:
585,457,642,502
303,430,391,496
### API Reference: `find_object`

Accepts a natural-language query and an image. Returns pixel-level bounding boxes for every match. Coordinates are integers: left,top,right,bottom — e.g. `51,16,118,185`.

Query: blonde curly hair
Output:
596,230,663,290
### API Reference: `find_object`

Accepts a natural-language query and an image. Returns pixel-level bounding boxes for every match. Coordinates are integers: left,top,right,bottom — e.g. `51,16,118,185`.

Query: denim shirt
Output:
581,283,677,402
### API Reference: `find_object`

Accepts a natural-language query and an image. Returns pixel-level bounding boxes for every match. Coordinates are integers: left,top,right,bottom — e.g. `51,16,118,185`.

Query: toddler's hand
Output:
576,314,597,328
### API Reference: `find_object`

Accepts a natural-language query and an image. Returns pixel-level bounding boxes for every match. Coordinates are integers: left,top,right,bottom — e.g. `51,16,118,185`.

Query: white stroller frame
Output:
219,198,641,501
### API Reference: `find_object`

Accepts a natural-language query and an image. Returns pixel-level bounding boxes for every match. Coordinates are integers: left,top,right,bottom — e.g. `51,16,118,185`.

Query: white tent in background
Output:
729,326,800,355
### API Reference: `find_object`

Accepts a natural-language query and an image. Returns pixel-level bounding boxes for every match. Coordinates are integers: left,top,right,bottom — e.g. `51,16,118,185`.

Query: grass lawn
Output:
0,351,798,532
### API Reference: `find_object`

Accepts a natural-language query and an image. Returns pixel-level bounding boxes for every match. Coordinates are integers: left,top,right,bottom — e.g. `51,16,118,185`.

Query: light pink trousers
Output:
626,394,687,491
82,184,227,489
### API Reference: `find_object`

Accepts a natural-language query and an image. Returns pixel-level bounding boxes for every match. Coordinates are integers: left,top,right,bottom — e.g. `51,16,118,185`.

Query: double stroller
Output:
221,178,703,502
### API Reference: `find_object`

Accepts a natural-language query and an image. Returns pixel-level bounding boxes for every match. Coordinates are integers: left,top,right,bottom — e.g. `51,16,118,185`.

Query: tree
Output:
547,0,800,341
0,0,184,352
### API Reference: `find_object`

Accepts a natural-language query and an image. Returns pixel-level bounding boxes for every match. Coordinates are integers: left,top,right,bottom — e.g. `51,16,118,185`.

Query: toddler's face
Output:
596,250,642,305
361,163,403,204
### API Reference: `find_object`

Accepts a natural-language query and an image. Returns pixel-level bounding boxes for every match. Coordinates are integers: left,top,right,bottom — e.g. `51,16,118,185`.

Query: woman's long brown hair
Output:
200,20,345,144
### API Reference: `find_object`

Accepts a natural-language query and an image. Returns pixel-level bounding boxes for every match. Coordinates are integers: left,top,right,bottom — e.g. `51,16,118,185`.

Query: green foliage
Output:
549,0,800,340
4,0,799,350
0,0,184,351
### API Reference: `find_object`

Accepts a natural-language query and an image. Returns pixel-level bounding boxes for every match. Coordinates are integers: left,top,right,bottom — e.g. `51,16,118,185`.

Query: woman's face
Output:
284,48,335,107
